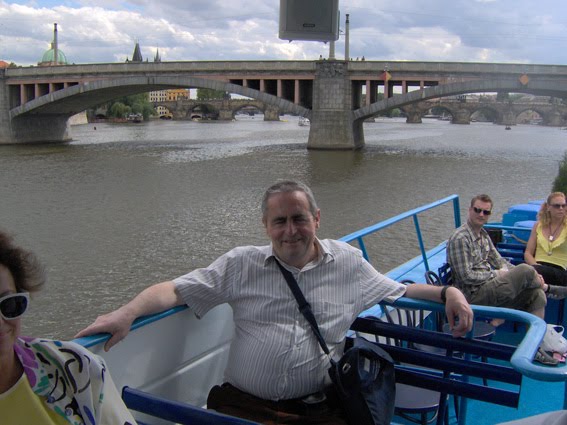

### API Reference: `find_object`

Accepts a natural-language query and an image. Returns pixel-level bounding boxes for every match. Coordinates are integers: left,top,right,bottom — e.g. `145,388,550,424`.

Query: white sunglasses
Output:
0,292,30,321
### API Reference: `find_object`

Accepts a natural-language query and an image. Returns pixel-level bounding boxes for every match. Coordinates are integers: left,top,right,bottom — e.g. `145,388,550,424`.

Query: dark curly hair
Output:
0,230,46,293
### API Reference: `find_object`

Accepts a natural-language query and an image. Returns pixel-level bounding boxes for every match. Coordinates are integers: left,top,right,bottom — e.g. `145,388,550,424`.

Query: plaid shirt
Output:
447,221,509,290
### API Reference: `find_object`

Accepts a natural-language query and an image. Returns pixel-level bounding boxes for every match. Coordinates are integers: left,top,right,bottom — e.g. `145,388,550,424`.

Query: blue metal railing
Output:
389,298,567,423
339,194,461,272
337,195,567,417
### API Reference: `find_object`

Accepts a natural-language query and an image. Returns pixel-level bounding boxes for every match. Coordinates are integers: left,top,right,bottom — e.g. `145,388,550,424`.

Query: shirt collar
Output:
465,220,489,242
263,238,335,268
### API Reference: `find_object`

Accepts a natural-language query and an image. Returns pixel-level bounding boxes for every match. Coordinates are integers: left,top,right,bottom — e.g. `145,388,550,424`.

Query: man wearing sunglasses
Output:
447,194,567,365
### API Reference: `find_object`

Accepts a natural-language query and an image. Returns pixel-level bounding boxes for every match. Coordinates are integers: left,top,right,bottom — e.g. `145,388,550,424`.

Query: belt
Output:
220,383,335,415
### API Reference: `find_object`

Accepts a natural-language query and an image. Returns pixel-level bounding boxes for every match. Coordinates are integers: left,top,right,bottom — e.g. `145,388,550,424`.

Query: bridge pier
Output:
451,109,471,124
10,115,71,144
263,105,280,121
403,105,423,123
544,110,564,127
218,109,234,120
0,72,71,144
0,73,13,144
308,61,364,150
496,111,516,126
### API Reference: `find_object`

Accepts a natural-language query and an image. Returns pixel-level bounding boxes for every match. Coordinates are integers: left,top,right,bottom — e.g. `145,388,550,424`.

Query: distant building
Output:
166,89,189,101
149,88,190,117
38,23,68,66
0,60,10,69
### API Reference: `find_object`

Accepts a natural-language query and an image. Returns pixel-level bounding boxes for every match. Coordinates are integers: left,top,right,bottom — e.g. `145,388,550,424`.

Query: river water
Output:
1,116,565,339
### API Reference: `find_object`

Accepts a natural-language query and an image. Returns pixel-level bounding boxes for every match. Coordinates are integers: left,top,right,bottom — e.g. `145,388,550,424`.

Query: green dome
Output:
40,48,68,65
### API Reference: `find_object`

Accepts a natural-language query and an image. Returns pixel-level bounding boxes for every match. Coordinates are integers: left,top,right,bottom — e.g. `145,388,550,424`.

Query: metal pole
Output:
53,23,58,66
329,40,335,60
345,14,350,61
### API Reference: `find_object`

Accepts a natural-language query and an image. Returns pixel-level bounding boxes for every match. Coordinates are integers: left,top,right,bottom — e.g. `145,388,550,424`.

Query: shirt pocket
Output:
312,301,356,344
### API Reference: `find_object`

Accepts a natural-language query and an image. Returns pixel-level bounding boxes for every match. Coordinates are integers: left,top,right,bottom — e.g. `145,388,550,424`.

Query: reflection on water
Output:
0,117,564,338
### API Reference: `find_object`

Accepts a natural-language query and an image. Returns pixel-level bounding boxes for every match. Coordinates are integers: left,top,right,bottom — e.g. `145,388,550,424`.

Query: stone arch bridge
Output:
402,98,567,126
155,98,281,121
3,60,567,149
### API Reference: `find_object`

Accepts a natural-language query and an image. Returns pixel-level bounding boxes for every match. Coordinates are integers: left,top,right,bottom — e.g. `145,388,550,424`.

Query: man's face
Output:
468,200,492,227
263,191,320,269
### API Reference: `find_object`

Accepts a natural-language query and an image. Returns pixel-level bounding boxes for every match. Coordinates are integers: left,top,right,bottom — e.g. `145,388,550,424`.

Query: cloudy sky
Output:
1,0,566,67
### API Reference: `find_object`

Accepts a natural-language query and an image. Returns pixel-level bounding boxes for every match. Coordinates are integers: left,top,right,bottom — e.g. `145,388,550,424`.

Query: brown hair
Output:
538,192,567,227
470,194,493,208
0,230,46,293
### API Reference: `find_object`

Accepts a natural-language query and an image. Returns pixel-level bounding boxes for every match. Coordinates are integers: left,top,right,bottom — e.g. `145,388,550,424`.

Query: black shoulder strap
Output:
274,259,331,356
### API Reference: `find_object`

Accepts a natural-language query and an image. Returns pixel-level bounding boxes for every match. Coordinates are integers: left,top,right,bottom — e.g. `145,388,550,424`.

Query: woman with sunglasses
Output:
525,192,567,288
0,230,136,425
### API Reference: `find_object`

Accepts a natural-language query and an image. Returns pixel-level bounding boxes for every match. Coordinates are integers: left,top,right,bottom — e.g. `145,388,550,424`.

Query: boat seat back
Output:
351,315,522,424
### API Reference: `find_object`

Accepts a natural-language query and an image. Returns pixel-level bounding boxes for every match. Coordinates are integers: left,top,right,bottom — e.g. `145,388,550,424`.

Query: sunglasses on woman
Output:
0,292,29,320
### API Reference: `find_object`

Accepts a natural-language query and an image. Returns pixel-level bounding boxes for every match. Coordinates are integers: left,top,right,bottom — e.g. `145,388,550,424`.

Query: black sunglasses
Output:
551,204,567,209
472,207,492,216
0,292,29,320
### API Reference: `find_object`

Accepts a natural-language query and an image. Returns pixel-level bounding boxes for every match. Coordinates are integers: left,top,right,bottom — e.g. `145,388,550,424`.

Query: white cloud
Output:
1,0,566,66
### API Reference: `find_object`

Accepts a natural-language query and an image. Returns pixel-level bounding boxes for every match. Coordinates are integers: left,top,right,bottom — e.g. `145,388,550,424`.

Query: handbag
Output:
275,260,396,425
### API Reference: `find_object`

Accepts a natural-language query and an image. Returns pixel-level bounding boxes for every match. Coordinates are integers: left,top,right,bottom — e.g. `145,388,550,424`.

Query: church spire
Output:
131,41,143,62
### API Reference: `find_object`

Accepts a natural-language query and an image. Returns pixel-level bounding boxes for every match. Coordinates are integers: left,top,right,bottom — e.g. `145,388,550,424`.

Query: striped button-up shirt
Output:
447,221,509,294
174,238,406,400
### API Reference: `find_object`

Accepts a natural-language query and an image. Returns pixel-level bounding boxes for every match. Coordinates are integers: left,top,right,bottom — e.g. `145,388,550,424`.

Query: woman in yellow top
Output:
0,230,137,425
525,192,567,288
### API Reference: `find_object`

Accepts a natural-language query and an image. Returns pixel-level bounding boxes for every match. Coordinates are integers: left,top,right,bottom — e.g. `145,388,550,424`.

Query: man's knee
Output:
511,264,539,287
516,263,536,277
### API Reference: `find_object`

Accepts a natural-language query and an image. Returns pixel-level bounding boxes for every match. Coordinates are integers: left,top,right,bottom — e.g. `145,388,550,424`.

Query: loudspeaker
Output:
279,0,339,42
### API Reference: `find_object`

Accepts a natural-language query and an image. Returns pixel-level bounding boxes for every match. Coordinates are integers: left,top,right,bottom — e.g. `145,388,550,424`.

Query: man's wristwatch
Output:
440,286,449,303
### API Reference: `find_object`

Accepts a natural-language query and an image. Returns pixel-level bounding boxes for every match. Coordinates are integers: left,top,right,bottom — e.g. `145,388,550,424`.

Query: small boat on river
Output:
127,113,143,123
75,195,567,425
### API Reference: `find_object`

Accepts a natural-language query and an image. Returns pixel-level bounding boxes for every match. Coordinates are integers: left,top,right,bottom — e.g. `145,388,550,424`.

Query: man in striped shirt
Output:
77,180,473,425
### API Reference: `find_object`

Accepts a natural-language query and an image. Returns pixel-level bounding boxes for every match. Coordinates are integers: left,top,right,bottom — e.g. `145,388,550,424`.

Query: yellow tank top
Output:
535,222,567,268
0,372,68,425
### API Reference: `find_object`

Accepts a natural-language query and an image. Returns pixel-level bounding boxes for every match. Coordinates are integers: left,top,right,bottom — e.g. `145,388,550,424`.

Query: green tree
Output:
103,93,155,120
197,88,228,100
108,102,130,118
552,152,567,193
389,108,402,117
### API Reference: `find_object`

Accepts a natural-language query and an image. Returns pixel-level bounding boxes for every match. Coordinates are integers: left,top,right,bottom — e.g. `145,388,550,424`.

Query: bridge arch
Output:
354,79,567,123
9,75,310,119
514,106,550,125
469,105,500,123
232,101,265,116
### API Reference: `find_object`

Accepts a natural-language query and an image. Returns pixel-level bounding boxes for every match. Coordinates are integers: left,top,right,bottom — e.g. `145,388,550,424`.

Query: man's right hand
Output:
74,306,136,352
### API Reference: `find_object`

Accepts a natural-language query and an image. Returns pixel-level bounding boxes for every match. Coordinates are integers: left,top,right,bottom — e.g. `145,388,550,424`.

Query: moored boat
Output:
75,195,567,425
127,113,143,123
